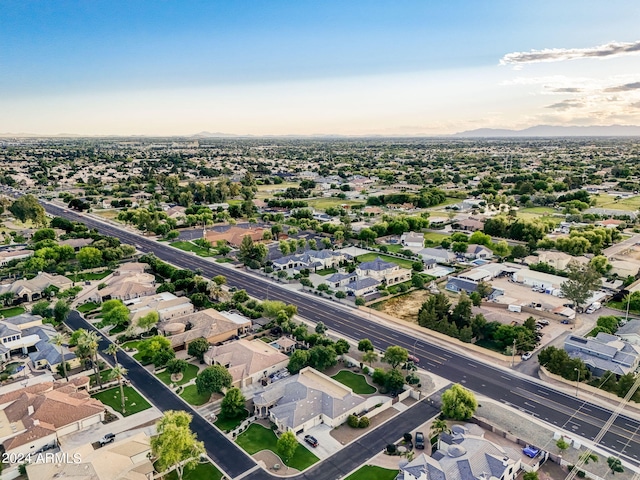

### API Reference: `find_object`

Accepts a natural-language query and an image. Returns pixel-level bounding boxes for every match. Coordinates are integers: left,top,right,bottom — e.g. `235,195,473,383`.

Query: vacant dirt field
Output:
372,290,431,322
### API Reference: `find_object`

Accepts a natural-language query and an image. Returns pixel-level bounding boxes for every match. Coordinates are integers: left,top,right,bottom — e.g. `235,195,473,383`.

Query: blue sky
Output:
2,1,640,135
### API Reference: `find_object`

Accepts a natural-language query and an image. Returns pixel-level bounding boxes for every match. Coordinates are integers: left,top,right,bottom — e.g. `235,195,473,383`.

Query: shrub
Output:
358,416,370,428
347,414,359,428
386,444,397,454
403,433,413,442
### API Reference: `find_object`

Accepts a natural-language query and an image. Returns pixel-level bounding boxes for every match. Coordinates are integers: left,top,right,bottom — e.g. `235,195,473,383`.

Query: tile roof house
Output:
418,247,456,265
456,218,485,232
204,339,289,388
58,238,93,251
253,367,366,433
400,231,425,250
399,423,521,480
345,277,381,297
0,248,34,267
272,249,344,272
356,257,412,286
91,272,157,303
564,332,640,376
126,292,194,323
464,244,493,260
0,379,104,457
159,308,251,349
26,431,154,480
0,272,73,303
324,271,357,289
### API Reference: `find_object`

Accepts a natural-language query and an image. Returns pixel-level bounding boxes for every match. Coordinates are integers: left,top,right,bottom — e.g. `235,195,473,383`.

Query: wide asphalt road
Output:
66,310,440,480
49,203,640,467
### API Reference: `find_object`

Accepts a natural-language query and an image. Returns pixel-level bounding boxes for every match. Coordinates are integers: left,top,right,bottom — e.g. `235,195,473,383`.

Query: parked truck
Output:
586,302,602,314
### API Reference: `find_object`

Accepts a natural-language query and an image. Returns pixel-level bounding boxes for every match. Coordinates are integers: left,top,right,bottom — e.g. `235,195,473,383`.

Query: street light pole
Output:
574,368,580,397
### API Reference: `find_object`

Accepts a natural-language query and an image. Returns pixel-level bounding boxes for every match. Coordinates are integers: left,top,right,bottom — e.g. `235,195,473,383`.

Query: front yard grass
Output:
156,363,199,386
170,241,216,257
331,370,376,394
235,424,319,471
0,306,26,318
92,386,151,416
165,461,223,480
89,368,114,385
214,409,249,431
77,302,100,313
345,466,398,480
356,253,415,269
180,384,211,406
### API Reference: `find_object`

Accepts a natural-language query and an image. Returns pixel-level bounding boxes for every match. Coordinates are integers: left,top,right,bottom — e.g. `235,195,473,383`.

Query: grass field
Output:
74,270,112,281
315,268,337,276
92,386,151,416
94,210,120,220
428,196,462,208
594,194,640,211
424,232,450,242
235,424,319,471
214,409,249,431
156,364,199,386
170,241,216,257
306,197,365,211
331,370,376,394
0,306,25,318
77,302,101,313
357,253,415,269
344,466,398,480
165,462,223,480
180,384,211,406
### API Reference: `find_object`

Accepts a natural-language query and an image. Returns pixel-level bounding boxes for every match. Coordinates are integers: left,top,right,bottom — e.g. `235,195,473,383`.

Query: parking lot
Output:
491,277,570,311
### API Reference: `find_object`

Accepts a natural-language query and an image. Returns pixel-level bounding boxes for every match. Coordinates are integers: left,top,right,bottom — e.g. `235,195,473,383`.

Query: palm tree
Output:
49,333,69,381
110,364,128,414
430,419,450,437
363,350,378,367
104,343,119,367
78,330,102,388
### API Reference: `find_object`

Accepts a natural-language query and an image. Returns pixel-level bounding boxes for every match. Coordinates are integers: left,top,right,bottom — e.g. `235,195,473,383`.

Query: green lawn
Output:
0,306,25,318
594,194,640,211
315,268,337,276
74,270,112,281
156,364,199,386
170,241,216,257
122,340,142,351
357,253,415,269
180,384,211,406
77,302,100,313
331,370,376,394
427,196,461,208
519,206,557,215
89,368,114,385
344,466,398,480
306,197,365,211
92,386,151,416
216,257,233,263
236,424,319,471
165,462,223,480
214,409,249,431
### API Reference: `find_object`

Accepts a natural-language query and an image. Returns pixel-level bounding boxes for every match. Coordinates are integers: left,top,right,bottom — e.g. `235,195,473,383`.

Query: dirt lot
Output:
491,277,569,311
372,290,431,322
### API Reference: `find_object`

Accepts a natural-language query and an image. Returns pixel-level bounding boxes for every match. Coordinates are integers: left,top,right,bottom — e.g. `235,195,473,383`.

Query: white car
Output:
521,352,533,361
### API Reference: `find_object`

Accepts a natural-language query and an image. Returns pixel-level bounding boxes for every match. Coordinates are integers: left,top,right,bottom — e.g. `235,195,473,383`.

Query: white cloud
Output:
500,40,640,65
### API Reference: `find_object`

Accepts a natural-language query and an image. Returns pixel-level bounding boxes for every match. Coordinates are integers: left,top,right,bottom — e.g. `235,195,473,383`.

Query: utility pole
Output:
574,368,580,397
511,339,516,367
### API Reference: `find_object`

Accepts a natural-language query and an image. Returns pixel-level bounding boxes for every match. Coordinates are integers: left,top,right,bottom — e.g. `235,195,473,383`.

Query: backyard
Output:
235,424,319,471
345,466,398,480
92,386,152,416
332,370,376,394
73,270,112,281
357,253,415,270
156,364,200,386
180,384,211,406
77,302,100,313
0,306,26,318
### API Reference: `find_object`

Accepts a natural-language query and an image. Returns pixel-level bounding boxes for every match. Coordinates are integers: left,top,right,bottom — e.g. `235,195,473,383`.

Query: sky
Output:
1,0,640,136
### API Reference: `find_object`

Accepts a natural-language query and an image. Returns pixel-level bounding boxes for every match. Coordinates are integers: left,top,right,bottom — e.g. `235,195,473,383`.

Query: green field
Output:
170,241,216,257
427,196,462,208
594,194,640,211
519,206,557,214
180,384,211,406
306,197,365,211
214,409,249,431
357,253,415,269
165,462,223,480
344,466,398,480
424,232,450,242
331,370,376,394
235,424,319,471
156,363,199,386
74,270,112,281
315,268,337,276
0,306,25,318
77,302,100,313
92,386,151,416
122,340,142,351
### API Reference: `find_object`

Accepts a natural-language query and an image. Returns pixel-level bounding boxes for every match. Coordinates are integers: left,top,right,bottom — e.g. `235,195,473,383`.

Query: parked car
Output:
537,319,549,326
521,352,532,361
415,431,425,449
304,435,319,447
407,354,420,364
561,319,571,324
99,433,116,446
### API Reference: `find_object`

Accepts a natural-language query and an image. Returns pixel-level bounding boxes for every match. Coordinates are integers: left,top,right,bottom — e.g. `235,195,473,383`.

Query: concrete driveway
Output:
296,424,342,459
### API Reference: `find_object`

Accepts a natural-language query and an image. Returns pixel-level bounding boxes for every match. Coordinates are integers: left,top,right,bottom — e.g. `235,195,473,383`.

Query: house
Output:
91,272,156,303
324,271,357,289
564,332,640,376
608,259,640,278
0,248,34,267
526,251,588,271
269,336,296,354
400,231,425,250
204,339,289,388
355,257,411,286
158,308,251,350
126,292,194,323
597,219,624,229
58,238,93,251
464,244,493,260
417,247,456,265
445,277,478,294
345,277,381,297
26,431,154,480
0,315,78,371
204,226,266,247
398,423,521,480
457,218,485,232
0,380,104,457
0,272,73,304
511,268,569,290
252,367,366,434
616,320,640,346
272,249,344,272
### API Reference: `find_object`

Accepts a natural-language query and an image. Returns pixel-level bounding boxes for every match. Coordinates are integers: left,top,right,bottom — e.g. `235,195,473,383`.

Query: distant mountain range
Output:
453,124,640,137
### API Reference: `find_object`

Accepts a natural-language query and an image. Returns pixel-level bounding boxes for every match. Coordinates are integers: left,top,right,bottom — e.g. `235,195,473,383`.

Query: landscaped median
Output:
235,424,319,471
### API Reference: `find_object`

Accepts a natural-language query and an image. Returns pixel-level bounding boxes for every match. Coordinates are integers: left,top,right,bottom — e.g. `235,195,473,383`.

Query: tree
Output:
308,345,337,371
385,368,405,393
556,438,569,452
104,343,119,367
9,194,47,226
53,300,70,324
430,419,450,436
511,244,528,259
137,311,159,335
77,246,104,268
166,358,189,375
102,301,129,327
137,335,172,363
561,262,602,322
287,349,310,374
363,350,378,367
358,339,374,352
187,337,209,361
383,345,408,370
77,330,102,388
315,322,327,335
49,333,69,380
151,411,205,480
607,456,624,474
195,365,232,395
579,451,598,465
110,364,128,414
493,240,510,259
441,383,478,420
412,275,425,289
220,387,246,419
277,431,299,465
334,338,350,355
522,472,539,480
